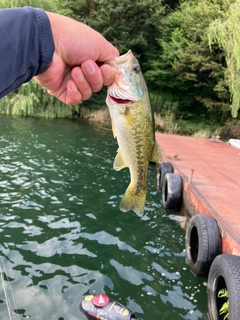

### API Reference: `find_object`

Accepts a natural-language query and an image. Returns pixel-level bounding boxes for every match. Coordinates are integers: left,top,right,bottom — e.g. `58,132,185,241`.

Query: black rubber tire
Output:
162,173,183,210
158,162,173,191
185,214,221,276
208,254,240,320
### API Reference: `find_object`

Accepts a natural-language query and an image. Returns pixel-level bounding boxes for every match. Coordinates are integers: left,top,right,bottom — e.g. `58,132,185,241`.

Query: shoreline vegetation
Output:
81,107,240,141
1,0,240,141
1,91,239,141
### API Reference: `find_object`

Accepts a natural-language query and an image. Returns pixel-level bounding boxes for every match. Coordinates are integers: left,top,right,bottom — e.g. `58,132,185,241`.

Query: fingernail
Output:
83,61,96,75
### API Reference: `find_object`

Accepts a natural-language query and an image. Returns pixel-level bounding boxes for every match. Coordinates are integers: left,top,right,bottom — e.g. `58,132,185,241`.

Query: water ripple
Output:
110,259,154,285
0,117,208,319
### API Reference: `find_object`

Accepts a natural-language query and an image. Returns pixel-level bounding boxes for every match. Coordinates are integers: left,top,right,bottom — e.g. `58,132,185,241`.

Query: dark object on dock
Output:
185,214,221,276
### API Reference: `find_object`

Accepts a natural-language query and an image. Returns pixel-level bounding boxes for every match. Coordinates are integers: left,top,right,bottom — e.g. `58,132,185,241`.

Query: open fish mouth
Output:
109,96,132,104
107,80,140,104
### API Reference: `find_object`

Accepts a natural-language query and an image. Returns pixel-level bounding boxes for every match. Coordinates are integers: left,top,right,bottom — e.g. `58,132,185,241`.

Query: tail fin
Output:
120,187,146,217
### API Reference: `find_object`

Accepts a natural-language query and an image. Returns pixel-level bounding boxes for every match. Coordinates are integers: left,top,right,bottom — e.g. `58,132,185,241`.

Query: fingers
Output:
42,13,119,105
81,60,103,93
69,60,115,103
71,61,102,101
54,60,116,105
100,64,116,86
71,67,92,100
66,81,82,105
55,80,82,105
80,60,115,89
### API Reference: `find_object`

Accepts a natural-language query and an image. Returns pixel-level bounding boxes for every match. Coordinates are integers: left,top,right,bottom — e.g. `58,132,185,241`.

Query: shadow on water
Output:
0,115,208,319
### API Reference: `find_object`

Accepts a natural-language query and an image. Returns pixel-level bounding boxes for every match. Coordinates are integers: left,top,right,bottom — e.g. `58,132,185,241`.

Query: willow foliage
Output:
0,80,79,118
146,0,236,118
0,0,79,118
208,0,240,117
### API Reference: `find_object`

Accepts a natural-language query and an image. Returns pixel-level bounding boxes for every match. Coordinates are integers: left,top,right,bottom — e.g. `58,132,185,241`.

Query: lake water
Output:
0,115,208,319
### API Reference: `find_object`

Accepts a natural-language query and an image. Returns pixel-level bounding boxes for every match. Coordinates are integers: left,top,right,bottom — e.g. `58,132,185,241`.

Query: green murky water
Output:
0,115,208,319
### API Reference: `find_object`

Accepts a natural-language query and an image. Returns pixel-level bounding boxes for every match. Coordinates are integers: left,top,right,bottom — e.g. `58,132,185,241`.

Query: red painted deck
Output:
156,133,240,256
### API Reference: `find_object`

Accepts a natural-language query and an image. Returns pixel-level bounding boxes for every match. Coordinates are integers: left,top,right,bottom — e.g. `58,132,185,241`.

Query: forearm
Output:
0,6,54,98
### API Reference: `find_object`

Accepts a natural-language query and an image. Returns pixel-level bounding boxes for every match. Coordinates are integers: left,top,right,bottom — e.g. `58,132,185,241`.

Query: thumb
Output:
96,33,119,62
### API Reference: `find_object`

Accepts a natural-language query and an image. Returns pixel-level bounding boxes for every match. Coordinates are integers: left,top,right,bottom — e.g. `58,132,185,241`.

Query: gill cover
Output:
107,50,145,102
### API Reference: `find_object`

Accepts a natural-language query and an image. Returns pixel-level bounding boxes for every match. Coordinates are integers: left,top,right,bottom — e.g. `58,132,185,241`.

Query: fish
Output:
106,50,162,216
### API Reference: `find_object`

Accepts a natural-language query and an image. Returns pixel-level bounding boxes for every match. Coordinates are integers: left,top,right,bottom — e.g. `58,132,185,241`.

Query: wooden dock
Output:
155,133,240,256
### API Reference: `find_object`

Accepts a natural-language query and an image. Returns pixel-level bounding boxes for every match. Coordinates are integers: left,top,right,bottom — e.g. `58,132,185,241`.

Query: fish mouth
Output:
106,50,144,103
109,96,132,104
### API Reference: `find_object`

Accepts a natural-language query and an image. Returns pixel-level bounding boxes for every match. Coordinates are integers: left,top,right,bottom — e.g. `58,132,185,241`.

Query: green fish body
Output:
106,50,161,216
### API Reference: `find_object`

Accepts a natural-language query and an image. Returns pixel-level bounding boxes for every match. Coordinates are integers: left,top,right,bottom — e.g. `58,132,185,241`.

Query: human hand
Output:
34,12,119,105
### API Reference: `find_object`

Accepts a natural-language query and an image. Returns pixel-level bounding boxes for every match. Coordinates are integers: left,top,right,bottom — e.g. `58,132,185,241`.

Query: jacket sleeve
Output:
0,6,54,98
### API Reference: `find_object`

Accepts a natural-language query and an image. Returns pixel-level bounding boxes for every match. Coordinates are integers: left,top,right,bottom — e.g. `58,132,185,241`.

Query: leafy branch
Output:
218,288,229,320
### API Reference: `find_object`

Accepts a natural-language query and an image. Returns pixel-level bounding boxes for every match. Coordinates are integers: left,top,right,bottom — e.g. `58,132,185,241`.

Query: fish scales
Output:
106,50,162,216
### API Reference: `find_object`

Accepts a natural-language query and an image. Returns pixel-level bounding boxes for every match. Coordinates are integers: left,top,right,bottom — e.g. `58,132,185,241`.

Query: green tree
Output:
55,0,166,109
55,0,100,19
60,0,165,71
146,0,235,118
0,0,55,10
164,0,180,9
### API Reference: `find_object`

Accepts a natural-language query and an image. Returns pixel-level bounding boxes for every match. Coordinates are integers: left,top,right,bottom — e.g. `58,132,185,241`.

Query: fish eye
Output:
133,65,141,73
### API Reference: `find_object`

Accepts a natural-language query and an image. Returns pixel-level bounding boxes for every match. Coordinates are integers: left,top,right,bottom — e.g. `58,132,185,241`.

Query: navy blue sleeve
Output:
0,7,54,98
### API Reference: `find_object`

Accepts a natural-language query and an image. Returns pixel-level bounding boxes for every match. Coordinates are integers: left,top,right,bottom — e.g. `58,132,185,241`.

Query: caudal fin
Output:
120,187,146,217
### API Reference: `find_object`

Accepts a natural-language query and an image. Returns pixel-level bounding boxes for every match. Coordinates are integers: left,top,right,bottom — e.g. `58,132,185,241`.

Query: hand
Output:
34,12,119,105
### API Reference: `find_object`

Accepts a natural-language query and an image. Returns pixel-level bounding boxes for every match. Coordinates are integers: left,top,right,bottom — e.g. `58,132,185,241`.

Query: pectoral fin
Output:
150,141,162,163
111,119,117,138
120,107,134,125
123,108,134,125
113,150,128,171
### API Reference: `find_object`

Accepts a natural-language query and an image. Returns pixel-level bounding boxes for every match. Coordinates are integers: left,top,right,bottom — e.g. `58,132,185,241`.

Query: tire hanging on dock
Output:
208,254,240,320
158,162,173,191
162,173,183,210
185,214,221,276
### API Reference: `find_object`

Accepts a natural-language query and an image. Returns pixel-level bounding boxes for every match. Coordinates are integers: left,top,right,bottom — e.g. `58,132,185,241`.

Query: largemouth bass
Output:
106,50,161,216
